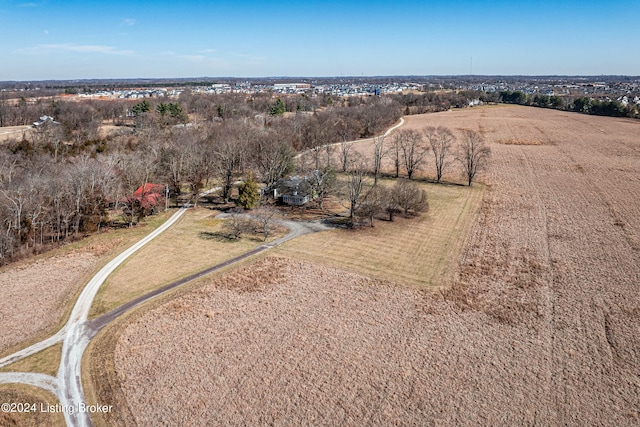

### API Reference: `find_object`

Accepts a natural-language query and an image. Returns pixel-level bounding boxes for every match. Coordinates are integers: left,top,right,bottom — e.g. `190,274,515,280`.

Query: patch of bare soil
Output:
105,106,640,426
0,253,97,355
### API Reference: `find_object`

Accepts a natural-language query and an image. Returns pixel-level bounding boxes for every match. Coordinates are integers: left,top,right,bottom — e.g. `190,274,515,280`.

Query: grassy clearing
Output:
276,180,484,288
89,207,285,318
0,384,64,427
0,343,62,377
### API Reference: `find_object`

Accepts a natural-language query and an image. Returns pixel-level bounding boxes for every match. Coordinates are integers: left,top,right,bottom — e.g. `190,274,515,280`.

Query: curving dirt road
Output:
294,117,404,160
1,206,189,426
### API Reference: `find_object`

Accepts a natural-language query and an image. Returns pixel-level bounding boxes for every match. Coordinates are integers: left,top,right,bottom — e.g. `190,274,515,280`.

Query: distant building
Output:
33,115,59,127
273,83,311,90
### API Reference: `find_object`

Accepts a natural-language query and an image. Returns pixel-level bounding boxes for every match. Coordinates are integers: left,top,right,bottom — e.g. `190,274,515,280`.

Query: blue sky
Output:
1,0,638,80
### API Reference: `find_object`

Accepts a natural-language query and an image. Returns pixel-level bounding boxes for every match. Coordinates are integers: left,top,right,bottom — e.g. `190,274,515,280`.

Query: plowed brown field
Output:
0,253,97,355
94,105,640,426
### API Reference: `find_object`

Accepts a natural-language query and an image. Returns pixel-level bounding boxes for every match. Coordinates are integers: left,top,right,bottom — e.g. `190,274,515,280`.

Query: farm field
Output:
90,105,640,426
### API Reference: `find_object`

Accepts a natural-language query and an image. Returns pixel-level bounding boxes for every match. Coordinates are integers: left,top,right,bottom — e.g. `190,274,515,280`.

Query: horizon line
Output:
2,74,640,84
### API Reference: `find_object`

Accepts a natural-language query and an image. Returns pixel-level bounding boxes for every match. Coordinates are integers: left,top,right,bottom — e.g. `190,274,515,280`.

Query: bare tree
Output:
388,132,403,178
356,184,386,227
426,126,455,184
458,129,491,186
24,176,46,249
0,153,20,185
183,136,212,207
324,143,336,170
308,167,336,211
213,137,242,203
397,129,429,180
308,143,323,171
252,205,279,241
253,129,294,187
31,121,64,162
382,185,401,221
393,179,429,216
371,135,385,186
225,208,250,239
161,136,185,197
344,160,370,222
339,140,353,172
1,184,27,248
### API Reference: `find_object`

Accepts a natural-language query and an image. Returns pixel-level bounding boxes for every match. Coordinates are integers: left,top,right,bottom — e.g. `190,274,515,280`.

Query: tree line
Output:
497,90,639,119
344,126,490,227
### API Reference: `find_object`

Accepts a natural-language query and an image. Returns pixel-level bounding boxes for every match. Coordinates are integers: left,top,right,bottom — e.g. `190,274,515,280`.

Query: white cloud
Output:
181,54,205,62
122,18,136,26
17,44,134,55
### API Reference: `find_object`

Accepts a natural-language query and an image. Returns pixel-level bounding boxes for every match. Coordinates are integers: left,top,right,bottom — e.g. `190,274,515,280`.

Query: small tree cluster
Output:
223,205,280,241
355,179,428,227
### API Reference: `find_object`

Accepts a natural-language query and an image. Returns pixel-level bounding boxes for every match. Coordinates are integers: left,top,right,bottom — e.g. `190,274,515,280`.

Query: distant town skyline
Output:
1,0,638,81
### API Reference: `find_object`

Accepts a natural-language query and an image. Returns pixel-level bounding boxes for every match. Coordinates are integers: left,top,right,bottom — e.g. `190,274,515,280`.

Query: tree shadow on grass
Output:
198,231,237,242
198,231,264,243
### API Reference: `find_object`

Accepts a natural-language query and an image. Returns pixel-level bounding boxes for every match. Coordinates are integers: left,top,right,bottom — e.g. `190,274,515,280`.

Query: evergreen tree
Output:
237,172,260,210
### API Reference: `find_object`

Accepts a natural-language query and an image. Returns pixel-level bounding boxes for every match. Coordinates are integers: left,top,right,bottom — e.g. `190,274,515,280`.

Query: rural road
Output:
0,119,401,426
1,206,189,426
294,117,404,160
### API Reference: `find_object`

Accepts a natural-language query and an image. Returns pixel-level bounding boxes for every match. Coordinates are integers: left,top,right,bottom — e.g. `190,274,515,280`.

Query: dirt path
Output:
294,117,404,160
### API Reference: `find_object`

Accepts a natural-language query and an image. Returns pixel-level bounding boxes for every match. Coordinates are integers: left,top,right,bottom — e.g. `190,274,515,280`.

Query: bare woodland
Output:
0,92,403,265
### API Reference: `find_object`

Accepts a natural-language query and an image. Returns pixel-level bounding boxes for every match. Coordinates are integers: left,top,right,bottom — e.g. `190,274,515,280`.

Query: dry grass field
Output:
0,253,96,357
276,180,483,288
89,208,285,318
88,105,640,426
0,125,31,143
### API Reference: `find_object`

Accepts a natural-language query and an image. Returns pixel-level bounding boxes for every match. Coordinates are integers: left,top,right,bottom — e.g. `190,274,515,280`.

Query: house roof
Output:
121,183,165,208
